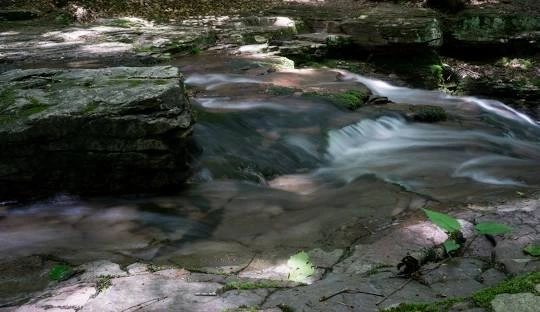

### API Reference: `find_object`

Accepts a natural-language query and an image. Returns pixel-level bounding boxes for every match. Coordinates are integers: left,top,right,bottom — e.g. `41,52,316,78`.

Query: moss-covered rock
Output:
339,7,442,51
303,89,370,110
443,8,540,55
0,66,195,199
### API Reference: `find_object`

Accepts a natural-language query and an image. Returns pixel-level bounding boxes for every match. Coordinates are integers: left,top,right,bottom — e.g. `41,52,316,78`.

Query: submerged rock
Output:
0,66,195,199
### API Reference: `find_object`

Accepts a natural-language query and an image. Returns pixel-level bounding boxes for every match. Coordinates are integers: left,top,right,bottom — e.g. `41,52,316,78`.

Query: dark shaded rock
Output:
0,66,195,199
442,9,540,57
0,256,60,306
0,9,40,21
425,0,467,13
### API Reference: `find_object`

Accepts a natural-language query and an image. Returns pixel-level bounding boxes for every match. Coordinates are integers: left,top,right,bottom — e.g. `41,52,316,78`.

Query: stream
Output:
1,53,539,273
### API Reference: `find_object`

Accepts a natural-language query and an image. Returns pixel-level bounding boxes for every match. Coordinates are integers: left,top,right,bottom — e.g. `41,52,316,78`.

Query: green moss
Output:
154,79,170,85
304,90,368,110
0,88,16,108
55,13,73,26
277,304,295,312
223,280,282,291
109,18,137,28
147,263,168,272
430,64,443,86
472,272,540,309
133,45,157,53
385,297,465,312
49,264,72,281
83,101,100,114
96,275,113,293
412,105,447,123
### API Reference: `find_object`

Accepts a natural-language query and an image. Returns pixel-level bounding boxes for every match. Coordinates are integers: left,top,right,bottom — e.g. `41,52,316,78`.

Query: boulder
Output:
0,66,195,199
491,293,540,312
338,8,442,52
443,8,540,55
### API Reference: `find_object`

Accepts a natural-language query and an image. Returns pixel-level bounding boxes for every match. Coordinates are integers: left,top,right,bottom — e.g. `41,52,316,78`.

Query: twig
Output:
195,291,219,296
120,296,167,312
320,288,384,302
376,278,412,306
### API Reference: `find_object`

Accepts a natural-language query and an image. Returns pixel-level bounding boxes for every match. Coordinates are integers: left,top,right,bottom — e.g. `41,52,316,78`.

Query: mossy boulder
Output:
303,89,370,110
339,7,442,51
0,66,195,199
443,9,540,55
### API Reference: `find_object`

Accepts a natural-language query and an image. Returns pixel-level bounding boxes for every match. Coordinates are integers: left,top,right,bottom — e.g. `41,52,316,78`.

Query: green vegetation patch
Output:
385,297,465,312
472,272,540,308
303,90,368,110
412,106,447,123
266,86,298,96
49,264,72,281
0,88,16,108
223,280,282,291
108,18,137,28
96,275,113,293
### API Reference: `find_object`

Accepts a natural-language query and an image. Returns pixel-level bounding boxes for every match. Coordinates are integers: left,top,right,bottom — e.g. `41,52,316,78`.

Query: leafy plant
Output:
287,251,315,283
96,275,113,293
422,208,510,254
474,222,511,235
49,264,72,281
523,246,540,257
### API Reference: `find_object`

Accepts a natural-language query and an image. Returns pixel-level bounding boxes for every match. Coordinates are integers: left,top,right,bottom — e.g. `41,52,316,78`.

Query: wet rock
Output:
491,293,540,312
358,103,448,123
0,66,194,199
411,105,448,123
0,256,59,306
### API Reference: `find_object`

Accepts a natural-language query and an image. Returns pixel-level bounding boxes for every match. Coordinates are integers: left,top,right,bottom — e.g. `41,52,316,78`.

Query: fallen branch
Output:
120,296,167,312
320,288,384,302
376,278,412,306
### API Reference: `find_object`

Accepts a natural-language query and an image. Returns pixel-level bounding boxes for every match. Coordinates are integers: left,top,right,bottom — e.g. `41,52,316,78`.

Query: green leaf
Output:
443,239,461,253
422,208,461,233
523,246,540,257
475,223,511,235
49,264,71,281
287,251,315,283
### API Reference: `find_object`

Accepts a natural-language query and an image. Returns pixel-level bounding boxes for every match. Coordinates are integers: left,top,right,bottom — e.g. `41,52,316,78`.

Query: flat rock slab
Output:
0,66,194,198
491,293,540,312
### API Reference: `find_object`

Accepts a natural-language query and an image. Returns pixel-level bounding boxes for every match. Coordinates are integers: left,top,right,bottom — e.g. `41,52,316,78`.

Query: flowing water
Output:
1,54,540,280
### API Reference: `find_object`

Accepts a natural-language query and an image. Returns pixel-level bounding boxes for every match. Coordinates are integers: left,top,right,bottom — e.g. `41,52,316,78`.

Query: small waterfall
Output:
320,116,540,189
337,70,539,127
